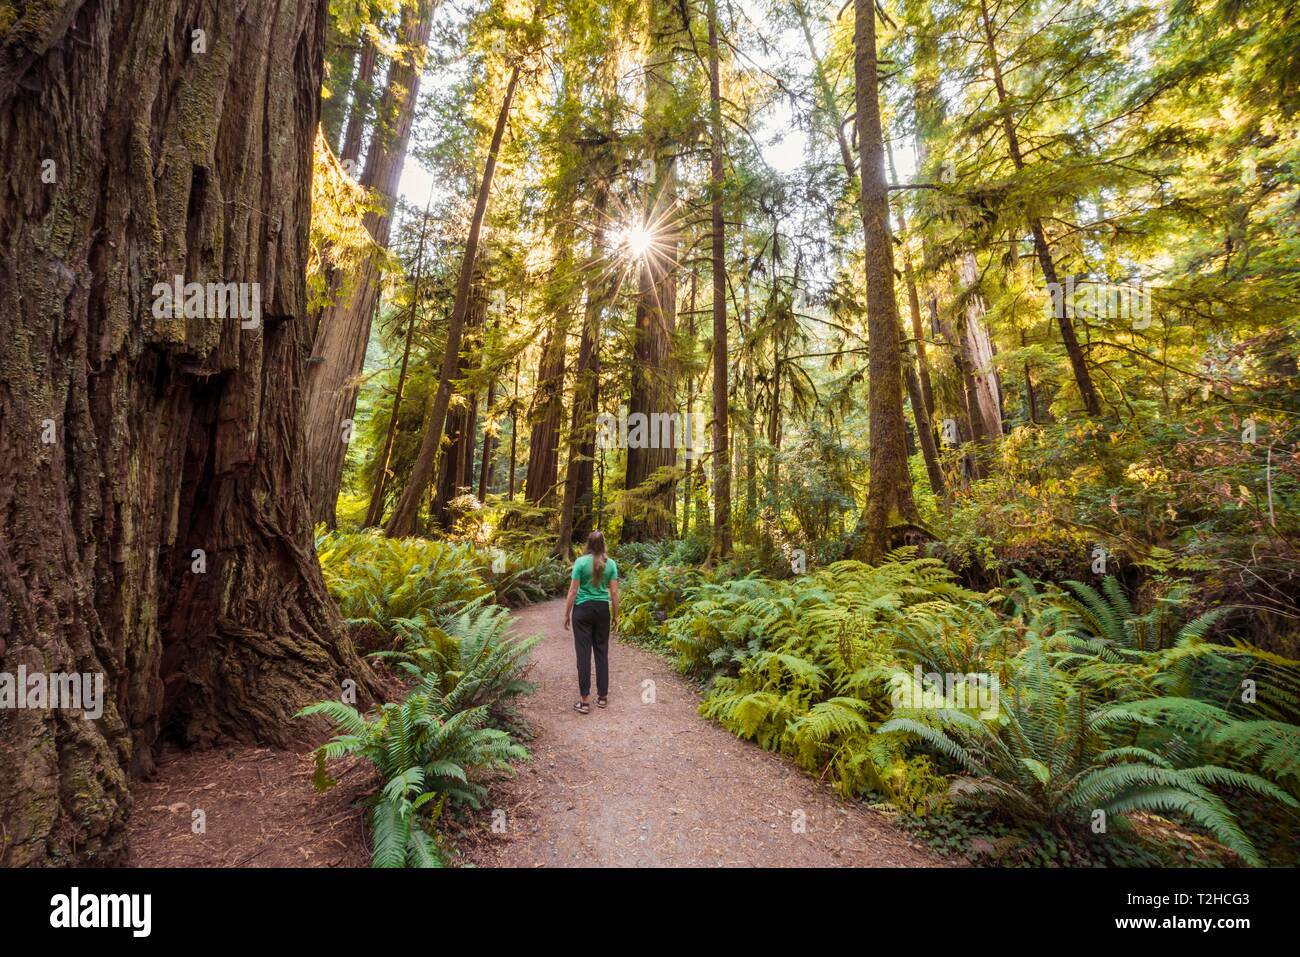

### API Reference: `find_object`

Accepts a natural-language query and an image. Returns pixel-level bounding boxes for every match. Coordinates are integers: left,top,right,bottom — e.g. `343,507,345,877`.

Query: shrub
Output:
300,679,526,868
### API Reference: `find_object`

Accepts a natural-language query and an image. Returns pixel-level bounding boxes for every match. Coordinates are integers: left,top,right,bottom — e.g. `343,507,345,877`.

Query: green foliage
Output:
685,552,986,801
477,545,569,608
372,598,537,731
882,641,1297,867
623,546,1300,865
307,529,548,867
618,562,712,647
318,530,491,648
300,677,525,868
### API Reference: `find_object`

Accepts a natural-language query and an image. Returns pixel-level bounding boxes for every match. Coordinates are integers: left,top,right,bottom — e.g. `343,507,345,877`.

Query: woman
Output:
563,530,619,714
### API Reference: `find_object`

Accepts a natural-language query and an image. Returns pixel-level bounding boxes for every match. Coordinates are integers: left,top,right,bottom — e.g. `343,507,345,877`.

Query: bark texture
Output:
432,273,487,526
0,0,369,865
556,190,611,555
853,0,919,560
958,252,1003,442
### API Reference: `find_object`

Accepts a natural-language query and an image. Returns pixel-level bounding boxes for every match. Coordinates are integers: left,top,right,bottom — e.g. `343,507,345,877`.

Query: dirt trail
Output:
464,599,940,867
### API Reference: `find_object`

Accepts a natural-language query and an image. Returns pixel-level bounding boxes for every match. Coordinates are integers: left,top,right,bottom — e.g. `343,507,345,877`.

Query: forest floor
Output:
128,741,375,867
455,599,942,867
129,597,941,867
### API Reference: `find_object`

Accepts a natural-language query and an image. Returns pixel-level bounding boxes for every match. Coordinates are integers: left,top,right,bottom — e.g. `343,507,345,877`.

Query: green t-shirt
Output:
571,553,618,604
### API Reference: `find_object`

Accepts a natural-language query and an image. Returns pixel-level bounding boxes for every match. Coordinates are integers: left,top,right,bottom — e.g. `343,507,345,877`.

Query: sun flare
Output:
615,222,656,259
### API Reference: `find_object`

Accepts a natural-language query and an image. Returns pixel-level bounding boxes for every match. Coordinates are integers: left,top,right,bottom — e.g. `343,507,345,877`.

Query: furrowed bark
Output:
622,0,679,542
0,0,371,865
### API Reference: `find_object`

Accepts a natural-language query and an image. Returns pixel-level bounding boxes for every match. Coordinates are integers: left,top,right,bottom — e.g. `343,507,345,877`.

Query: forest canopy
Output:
1,0,1297,871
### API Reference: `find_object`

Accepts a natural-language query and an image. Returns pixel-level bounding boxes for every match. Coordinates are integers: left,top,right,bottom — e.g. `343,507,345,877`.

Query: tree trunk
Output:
524,326,565,506
478,377,497,501
524,215,575,512
386,64,521,536
339,26,379,169
853,0,920,560
0,0,370,865
976,0,1101,417
622,0,678,542
508,359,520,500
682,269,698,537
707,0,732,557
364,201,433,528
556,189,611,555
958,252,1003,441
432,274,488,527
303,0,439,527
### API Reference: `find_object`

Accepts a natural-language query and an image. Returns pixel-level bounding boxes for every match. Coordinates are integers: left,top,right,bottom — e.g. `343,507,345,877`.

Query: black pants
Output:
572,600,610,698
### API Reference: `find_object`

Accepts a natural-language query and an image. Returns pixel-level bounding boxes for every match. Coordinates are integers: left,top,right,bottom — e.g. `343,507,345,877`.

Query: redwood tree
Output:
853,0,920,559
707,0,731,557
622,0,681,542
303,0,439,526
0,0,369,865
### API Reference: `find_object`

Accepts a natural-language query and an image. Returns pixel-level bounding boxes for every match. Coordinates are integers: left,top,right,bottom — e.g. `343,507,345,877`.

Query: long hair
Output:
586,530,607,586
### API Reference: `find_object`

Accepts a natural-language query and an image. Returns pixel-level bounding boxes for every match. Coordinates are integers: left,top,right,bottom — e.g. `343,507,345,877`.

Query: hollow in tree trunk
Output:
0,0,371,866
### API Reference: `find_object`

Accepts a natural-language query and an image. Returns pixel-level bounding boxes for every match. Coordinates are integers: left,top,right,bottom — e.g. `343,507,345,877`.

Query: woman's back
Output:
571,553,618,604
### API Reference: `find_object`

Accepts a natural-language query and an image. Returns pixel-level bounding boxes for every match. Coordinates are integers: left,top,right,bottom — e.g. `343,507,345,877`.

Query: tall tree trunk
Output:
524,210,576,510
958,252,1003,441
767,289,783,510
508,359,520,500
556,188,611,555
524,325,565,506
802,12,942,501
432,273,487,527
932,293,985,482
1021,330,1039,425
853,0,919,560
339,26,380,170
0,0,370,865
707,0,731,557
682,269,698,537
976,0,1101,417
304,0,439,526
882,140,945,499
478,377,497,501
742,288,758,523
623,0,678,542
364,199,433,528
386,63,521,536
